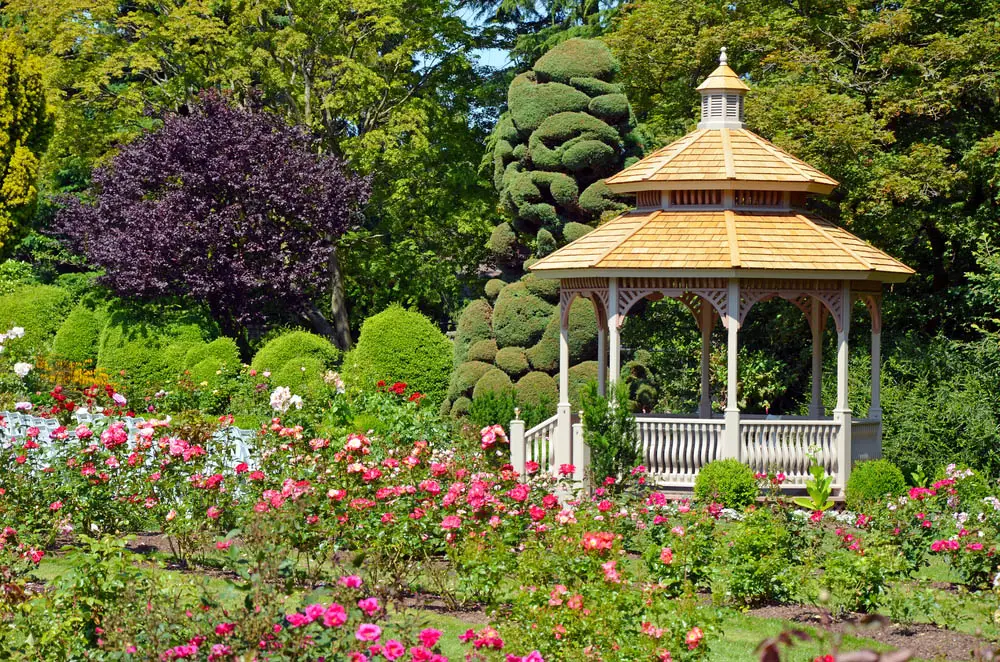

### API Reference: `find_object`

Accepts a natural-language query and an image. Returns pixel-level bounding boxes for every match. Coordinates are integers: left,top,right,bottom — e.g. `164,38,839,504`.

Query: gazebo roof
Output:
604,128,838,194
529,209,914,282
695,62,750,92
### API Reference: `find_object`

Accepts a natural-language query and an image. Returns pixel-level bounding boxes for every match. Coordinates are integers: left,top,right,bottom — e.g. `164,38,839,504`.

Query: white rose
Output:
13,362,32,378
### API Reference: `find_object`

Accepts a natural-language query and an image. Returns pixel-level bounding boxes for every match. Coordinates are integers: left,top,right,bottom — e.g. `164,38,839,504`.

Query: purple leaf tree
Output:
54,94,370,341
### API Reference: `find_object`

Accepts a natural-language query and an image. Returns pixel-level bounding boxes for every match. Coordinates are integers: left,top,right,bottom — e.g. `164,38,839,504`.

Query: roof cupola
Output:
696,47,749,130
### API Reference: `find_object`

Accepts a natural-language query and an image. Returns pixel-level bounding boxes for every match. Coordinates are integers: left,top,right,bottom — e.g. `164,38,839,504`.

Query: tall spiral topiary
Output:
446,39,643,419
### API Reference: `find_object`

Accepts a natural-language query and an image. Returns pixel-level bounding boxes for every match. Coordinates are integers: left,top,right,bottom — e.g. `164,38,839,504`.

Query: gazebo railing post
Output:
723,278,741,461
834,283,853,491
556,293,573,473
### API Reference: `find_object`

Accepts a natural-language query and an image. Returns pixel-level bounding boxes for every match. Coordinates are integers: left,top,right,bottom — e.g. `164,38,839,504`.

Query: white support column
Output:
608,278,621,386
509,412,526,482
597,326,608,397
809,298,824,418
870,324,882,422
722,278,741,459
555,296,573,471
572,415,589,489
699,301,713,418
834,284,853,490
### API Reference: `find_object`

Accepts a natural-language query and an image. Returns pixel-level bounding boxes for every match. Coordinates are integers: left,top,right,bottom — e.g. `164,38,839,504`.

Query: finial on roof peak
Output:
719,46,728,66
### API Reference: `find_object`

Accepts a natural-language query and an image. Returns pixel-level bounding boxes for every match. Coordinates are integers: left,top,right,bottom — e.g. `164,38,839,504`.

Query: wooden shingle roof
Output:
695,63,750,92
529,209,913,281
604,129,839,194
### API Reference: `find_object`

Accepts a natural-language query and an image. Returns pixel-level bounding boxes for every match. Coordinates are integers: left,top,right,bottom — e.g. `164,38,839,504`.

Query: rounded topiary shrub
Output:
472,368,514,400
563,222,593,244
523,274,559,302
484,279,505,302
568,360,598,410
454,299,493,365
342,305,452,403
694,459,758,509
515,371,557,409
51,304,104,364
525,297,597,371
164,340,203,375
488,222,518,261
273,356,328,399
188,357,228,389
845,459,907,512
0,284,72,356
495,346,530,378
493,281,554,349
185,337,241,371
451,396,472,419
467,338,498,363
448,360,493,401
251,330,339,374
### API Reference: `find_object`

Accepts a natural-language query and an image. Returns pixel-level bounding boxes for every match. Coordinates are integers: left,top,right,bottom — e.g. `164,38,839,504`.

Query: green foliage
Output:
581,380,639,483
0,36,53,253
514,371,557,410
251,330,339,374
534,228,556,257
450,395,472,418
722,508,796,607
492,282,554,349
468,389,550,430
0,260,36,294
567,360,597,410
448,360,493,401
453,300,493,365
0,284,71,356
185,337,241,371
846,460,907,512
51,304,104,364
523,274,559,302
488,222,518,261
484,279,505,301
694,459,757,509
508,79,591,133
495,346,530,377
273,356,328,400
525,296,597,371
342,305,452,403
533,38,618,84
466,338,498,363
791,459,836,512
187,357,229,389
562,221,592,243
472,367,514,399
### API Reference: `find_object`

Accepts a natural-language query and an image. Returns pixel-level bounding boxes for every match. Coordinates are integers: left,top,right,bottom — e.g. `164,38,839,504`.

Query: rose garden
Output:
2,3,1000,661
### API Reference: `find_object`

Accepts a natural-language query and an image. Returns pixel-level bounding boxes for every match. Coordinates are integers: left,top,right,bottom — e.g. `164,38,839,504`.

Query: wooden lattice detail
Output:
559,285,609,329
854,293,882,334
636,190,661,209
738,280,847,333
670,189,722,206
614,277,728,330
733,190,783,207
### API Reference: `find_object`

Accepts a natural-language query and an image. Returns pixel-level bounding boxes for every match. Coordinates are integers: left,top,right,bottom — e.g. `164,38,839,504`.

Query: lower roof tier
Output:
529,209,914,281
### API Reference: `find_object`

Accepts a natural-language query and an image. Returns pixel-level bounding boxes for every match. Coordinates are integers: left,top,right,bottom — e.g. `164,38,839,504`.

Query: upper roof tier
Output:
695,48,749,92
604,128,839,194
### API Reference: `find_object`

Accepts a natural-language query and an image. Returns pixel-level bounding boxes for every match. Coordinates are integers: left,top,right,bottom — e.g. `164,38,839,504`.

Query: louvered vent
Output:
734,190,783,207
670,190,722,206
636,190,660,209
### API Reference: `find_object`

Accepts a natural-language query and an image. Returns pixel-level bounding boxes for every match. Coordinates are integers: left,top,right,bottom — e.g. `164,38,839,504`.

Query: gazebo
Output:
509,49,913,492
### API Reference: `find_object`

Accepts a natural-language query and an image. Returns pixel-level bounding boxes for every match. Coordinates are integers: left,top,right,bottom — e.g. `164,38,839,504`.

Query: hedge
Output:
342,305,452,403
515,371,557,409
448,360,493,401
472,368,514,400
185,337,241,371
563,222,593,244
273,356,328,400
251,330,339,374
495,346,530,378
51,304,104,364
508,81,590,133
568,360,598,411
532,38,618,85
0,284,72,356
845,460,907,512
467,338,498,363
525,297,598,372
484,279,505,301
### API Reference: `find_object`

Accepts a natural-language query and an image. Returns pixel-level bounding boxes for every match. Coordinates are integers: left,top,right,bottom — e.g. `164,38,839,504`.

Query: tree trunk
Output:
303,305,337,341
328,243,353,350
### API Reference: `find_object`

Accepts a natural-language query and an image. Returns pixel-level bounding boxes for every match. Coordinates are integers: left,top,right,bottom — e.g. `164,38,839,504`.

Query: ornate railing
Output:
638,417,723,485
852,418,881,462
523,414,559,471
740,420,839,484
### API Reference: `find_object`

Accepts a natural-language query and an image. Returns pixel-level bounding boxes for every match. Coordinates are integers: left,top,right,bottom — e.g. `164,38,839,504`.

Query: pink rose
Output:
355,623,381,642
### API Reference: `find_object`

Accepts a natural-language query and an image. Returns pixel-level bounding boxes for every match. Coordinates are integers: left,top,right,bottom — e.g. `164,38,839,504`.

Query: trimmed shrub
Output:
454,299,493,365
568,76,621,97
588,93,630,124
51,304,104,364
164,340,203,375
533,38,618,85
342,305,452,403
488,222,518,260
568,360,598,410
472,368,514,399
484,279,505,301
467,338,498,363
439,399,452,418
495,346,530,378
579,180,629,217
0,284,72,355
563,222,593,243
694,459,758,509
523,274,559,302
448,360,493,401
251,330,339,374
188,357,229,389
535,228,556,257
845,460,907,512
450,396,472,419
493,281,554,349
185,337,241,370
525,297,598,371
515,371,557,409
508,81,591,133
273,356,328,400
0,260,35,295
